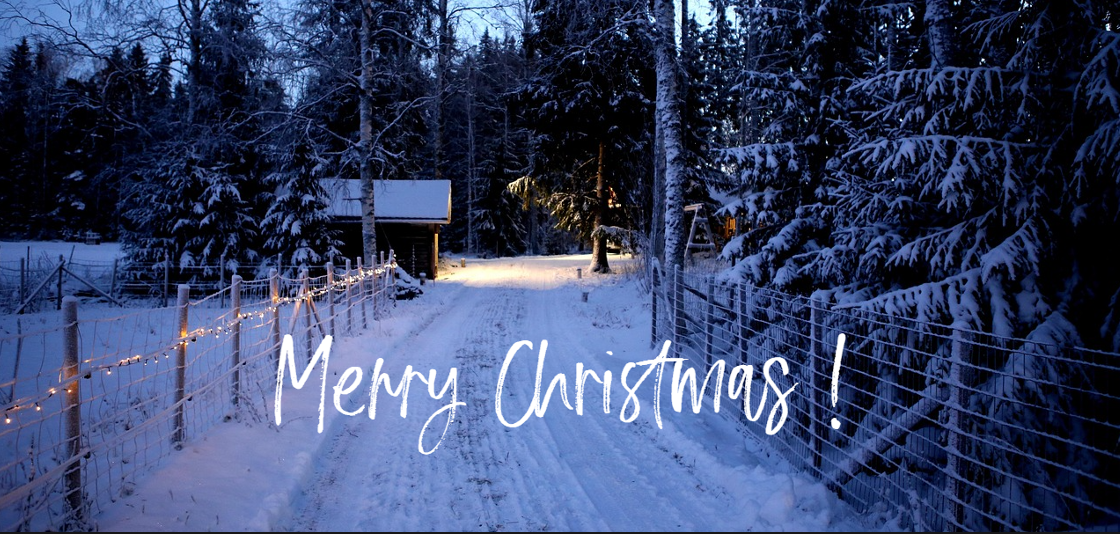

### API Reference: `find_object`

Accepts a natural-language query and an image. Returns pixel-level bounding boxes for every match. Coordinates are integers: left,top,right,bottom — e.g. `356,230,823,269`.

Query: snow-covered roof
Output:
322,179,451,224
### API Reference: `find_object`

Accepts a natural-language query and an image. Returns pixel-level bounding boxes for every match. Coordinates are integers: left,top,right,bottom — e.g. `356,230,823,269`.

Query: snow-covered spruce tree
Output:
0,39,77,239
261,119,343,269
122,0,277,276
518,0,654,273
0,38,35,238
967,2,1118,528
468,33,531,257
695,0,743,152
715,0,869,294
679,14,722,232
820,1,1117,529
1068,3,1120,351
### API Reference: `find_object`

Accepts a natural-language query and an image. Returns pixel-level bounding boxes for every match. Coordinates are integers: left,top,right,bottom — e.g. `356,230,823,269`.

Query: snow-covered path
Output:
281,255,867,532
94,254,874,532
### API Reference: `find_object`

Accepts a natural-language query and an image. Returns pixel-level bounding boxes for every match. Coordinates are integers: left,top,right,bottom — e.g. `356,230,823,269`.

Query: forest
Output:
1,0,1119,353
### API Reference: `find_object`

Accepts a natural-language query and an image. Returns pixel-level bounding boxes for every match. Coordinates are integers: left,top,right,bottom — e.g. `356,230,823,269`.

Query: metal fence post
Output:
738,282,749,365
704,276,716,367
673,265,685,358
945,327,969,530
650,264,659,349
345,258,354,334
62,296,84,523
809,298,823,472
173,284,189,447
270,268,280,363
357,257,368,329
326,262,335,337
231,275,242,407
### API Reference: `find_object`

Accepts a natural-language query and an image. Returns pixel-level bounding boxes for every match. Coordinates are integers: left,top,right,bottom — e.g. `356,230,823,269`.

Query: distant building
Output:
323,179,452,279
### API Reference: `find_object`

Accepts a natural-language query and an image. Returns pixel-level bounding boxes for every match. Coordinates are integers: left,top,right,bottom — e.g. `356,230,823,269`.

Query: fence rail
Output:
650,261,1120,532
0,254,400,531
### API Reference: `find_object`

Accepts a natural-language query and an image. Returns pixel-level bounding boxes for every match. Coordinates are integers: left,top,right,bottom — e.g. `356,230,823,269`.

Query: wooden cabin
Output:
323,179,452,279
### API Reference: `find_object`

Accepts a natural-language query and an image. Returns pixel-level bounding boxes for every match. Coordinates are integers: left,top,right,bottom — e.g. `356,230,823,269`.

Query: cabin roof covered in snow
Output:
322,179,451,224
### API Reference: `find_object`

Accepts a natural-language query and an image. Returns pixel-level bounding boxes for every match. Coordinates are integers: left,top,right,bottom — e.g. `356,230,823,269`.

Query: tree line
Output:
1,0,1119,351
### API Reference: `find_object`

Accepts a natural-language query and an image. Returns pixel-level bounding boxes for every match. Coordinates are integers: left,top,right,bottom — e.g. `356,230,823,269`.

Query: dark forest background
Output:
1,0,1119,352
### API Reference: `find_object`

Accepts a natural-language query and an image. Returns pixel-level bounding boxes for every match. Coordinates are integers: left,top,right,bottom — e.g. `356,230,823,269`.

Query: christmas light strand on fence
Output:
2,262,397,424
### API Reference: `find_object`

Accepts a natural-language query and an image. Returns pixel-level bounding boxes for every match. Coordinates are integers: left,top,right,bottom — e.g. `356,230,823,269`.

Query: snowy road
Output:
93,254,873,532
278,255,869,532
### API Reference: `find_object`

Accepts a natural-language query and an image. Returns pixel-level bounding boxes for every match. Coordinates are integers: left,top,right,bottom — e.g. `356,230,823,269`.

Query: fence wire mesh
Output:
0,258,399,531
650,262,1120,532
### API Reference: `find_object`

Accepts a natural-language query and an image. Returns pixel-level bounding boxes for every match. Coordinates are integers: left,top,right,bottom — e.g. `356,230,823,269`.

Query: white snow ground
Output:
92,254,882,532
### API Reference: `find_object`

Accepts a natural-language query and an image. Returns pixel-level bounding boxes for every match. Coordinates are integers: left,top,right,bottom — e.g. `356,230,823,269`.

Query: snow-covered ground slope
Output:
93,254,878,532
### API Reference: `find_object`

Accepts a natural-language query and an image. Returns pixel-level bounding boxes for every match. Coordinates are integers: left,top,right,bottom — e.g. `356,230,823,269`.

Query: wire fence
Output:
0,254,401,531
0,248,331,315
650,261,1120,532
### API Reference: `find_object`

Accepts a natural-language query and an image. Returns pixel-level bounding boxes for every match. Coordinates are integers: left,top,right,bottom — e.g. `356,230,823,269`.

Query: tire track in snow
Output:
283,269,606,532
283,283,477,531
527,268,765,531
447,272,608,531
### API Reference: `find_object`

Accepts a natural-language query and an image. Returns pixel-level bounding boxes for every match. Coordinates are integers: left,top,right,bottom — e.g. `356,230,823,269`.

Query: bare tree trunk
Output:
925,0,956,69
185,0,203,124
681,0,688,43
433,0,450,180
466,61,477,254
655,0,686,269
591,141,611,273
359,0,378,265
521,13,538,256
652,100,665,262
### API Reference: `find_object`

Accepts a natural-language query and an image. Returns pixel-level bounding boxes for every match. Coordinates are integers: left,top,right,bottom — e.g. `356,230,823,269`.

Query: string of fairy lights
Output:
2,262,398,425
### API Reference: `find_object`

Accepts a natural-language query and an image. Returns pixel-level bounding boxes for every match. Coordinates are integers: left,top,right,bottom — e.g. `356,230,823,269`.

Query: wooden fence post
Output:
300,268,312,357
270,269,280,363
357,257,368,329
19,258,26,308
231,275,242,407
345,259,354,334
219,253,226,308
110,258,118,299
163,251,170,308
326,262,335,337
56,255,65,310
173,284,189,447
374,255,383,317
387,250,396,310
62,296,84,523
